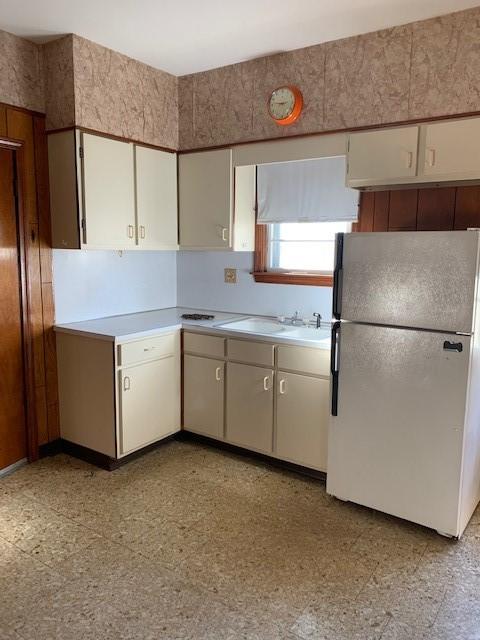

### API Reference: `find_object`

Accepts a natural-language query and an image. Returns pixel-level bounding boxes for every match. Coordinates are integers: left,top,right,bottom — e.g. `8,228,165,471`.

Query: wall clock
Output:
268,86,303,126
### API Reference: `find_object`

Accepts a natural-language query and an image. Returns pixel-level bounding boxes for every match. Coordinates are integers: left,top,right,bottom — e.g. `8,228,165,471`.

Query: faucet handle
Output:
313,312,322,328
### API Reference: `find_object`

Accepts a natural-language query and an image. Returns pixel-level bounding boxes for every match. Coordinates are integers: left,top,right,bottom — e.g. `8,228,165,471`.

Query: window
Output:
268,221,351,273
254,221,351,286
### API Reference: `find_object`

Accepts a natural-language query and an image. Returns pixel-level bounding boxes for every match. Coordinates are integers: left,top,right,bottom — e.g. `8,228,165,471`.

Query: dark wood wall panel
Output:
356,185,480,233
0,105,6,137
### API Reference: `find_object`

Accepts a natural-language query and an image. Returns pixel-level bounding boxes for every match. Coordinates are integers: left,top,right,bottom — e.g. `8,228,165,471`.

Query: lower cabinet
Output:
183,355,224,439
119,356,179,455
275,371,329,471
226,362,274,454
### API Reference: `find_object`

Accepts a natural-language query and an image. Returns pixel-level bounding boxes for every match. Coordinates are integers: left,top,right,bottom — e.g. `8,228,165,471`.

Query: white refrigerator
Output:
327,230,480,538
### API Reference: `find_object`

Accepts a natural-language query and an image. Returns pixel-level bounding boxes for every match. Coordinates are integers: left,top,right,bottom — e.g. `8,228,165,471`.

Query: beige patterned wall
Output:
179,6,480,150
43,36,75,131
70,35,178,148
0,30,44,113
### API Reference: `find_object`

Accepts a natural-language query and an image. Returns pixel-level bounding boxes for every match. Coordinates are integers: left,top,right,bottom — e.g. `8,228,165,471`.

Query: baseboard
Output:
179,431,327,482
39,439,62,458
0,458,27,478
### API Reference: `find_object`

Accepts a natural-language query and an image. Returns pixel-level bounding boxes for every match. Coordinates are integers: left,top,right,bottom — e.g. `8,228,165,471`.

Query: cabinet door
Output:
275,372,329,471
81,133,136,248
135,146,178,249
179,149,232,249
119,356,180,455
226,362,273,453
347,127,419,187
183,355,224,439
422,119,480,180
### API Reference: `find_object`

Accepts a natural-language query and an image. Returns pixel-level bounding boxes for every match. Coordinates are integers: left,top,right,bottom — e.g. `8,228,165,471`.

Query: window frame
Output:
252,224,334,287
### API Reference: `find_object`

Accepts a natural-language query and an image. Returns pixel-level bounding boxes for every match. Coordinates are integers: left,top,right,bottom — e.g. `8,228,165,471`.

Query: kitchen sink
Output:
216,317,331,344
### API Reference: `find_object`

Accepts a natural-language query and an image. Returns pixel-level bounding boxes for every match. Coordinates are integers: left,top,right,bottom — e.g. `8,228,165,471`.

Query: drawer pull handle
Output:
279,379,286,395
143,346,156,352
123,376,131,391
127,224,134,239
140,225,146,239
263,376,270,391
215,366,221,381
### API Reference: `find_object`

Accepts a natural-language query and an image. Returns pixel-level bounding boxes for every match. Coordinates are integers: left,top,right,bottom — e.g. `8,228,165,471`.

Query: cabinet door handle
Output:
123,376,131,391
405,150,413,169
127,225,134,239
221,227,228,242
279,378,286,395
263,376,270,391
215,366,221,382
140,225,146,239
426,148,436,167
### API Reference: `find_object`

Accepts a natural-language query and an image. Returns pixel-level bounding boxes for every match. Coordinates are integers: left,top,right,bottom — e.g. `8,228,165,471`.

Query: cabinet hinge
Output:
79,146,84,159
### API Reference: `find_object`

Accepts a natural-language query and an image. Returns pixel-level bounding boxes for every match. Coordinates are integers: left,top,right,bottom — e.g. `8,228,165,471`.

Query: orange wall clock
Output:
268,85,303,126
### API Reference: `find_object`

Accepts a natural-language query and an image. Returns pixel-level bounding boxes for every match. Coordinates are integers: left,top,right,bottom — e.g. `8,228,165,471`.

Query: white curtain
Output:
257,156,359,224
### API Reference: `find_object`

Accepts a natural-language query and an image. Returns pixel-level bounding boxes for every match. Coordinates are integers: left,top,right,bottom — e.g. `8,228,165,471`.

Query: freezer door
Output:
340,230,479,333
327,322,469,536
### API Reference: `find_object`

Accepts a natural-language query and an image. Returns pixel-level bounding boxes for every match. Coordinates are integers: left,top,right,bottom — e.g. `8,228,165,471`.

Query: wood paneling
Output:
388,190,418,230
6,109,37,224
1,103,58,455
0,105,6,137
417,187,456,231
0,148,27,468
454,186,480,230
356,185,480,233
372,191,389,231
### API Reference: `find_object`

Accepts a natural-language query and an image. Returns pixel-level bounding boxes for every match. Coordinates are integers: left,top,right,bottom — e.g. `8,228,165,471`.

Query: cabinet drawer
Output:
277,345,330,377
118,333,177,366
183,332,225,358
227,339,274,367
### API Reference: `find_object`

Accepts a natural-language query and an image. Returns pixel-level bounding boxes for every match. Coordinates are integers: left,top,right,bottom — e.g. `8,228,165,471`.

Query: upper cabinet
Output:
420,119,480,181
346,126,419,189
347,117,480,190
48,129,178,250
178,149,255,251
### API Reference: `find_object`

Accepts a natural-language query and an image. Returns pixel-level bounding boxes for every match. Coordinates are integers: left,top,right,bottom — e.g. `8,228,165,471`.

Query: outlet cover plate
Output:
224,268,237,284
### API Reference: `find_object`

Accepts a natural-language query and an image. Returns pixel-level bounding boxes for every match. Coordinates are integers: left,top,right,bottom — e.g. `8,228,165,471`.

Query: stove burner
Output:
181,313,215,321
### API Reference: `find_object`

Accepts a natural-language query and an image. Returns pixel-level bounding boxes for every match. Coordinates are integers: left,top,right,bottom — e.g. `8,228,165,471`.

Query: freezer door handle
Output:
443,340,463,352
332,233,344,320
331,321,341,416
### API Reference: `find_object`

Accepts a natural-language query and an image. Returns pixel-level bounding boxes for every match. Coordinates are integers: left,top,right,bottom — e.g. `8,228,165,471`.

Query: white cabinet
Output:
56,330,180,460
420,118,480,181
135,145,178,249
346,126,419,188
178,149,255,251
225,362,274,454
119,356,179,455
48,129,178,250
275,372,329,472
81,132,136,248
183,355,224,439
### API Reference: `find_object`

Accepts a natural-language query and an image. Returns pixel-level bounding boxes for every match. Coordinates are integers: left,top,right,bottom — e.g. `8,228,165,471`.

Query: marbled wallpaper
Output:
179,6,480,150
43,35,75,130
70,35,178,148
0,29,44,113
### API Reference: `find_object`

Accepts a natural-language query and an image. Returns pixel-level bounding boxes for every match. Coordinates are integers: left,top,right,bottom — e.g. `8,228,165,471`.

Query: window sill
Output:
252,272,333,286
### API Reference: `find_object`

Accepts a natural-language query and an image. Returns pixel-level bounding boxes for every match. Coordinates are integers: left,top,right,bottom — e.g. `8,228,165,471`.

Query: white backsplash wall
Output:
177,251,332,321
53,250,177,323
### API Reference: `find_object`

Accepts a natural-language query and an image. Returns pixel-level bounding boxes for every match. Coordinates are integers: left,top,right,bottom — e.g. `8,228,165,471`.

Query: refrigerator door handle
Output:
332,233,344,320
331,321,341,416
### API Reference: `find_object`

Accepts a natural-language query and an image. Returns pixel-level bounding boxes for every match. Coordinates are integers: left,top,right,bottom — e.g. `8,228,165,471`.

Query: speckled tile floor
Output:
1,441,479,640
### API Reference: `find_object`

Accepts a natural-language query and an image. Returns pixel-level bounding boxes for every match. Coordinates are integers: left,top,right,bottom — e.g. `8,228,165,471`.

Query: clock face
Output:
268,86,303,125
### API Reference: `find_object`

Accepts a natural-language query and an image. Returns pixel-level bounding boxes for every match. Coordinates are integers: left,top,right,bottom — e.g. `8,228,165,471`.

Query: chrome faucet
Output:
313,312,322,328
289,311,302,326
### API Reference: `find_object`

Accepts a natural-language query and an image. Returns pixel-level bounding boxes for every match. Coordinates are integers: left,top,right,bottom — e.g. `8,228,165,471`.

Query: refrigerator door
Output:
338,230,479,333
327,322,470,536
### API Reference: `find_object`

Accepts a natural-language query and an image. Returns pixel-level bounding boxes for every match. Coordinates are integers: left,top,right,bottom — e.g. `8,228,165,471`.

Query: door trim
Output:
0,138,38,462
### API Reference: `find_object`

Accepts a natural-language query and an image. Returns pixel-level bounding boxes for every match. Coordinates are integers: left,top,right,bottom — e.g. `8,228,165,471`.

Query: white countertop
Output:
54,307,331,349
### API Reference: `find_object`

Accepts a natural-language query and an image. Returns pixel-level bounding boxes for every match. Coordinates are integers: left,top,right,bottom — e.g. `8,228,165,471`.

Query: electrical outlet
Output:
224,268,237,284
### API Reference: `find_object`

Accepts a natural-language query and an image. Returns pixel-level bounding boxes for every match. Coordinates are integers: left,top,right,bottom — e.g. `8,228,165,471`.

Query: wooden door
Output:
179,149,233,249
118,356,180,456
225,362,273,453
275,372,329,471
135,146,178,249
0,148,27,470
81,132,136,249
183,355,224,439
